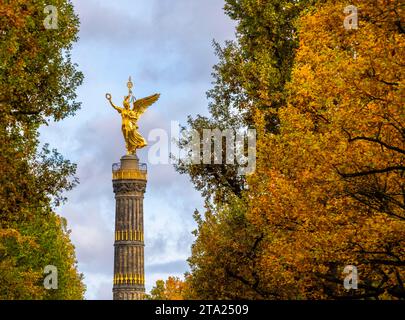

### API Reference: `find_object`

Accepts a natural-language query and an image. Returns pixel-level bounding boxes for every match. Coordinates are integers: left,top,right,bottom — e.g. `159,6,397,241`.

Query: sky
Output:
39,0,236,299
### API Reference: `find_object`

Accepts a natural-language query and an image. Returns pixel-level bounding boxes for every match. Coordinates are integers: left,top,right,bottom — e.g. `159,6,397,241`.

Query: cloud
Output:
83,273,112,300
147,260,189,274
72,0,236,84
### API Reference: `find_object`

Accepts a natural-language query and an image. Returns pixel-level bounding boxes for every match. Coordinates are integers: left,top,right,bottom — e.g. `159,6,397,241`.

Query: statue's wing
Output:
133,93,160,113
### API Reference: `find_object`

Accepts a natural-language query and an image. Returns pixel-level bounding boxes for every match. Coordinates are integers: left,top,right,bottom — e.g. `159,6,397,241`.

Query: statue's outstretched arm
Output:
105,93,121,113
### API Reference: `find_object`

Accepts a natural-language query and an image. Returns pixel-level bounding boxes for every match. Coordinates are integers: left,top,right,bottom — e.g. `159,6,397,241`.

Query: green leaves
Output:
0,0,84,299
0,0,83,127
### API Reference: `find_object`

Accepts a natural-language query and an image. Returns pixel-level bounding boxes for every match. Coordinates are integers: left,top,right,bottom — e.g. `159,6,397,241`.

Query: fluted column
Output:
112,154,147,300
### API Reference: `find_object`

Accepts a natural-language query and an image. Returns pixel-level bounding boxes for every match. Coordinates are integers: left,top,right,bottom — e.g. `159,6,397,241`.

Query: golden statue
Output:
106,77,160,154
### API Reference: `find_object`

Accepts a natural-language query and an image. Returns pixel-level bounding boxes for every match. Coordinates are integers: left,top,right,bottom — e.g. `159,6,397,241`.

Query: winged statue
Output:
106,77,160,155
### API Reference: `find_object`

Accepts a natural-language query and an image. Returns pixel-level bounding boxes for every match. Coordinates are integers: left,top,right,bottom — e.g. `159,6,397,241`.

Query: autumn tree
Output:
149,276,188,300
0,0,85,299
247,0,404,299
178,0,403,300
175,0,313,299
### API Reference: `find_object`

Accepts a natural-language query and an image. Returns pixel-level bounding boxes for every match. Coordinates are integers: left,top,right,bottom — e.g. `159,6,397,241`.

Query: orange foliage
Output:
150,276,189,300
247,0,404,299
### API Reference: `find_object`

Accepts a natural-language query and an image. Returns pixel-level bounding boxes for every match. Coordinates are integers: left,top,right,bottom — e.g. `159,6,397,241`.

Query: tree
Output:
176,0,312,205
0,0,85,299
248,0,404,299
179,0,404,300
149,277,188,300
0,209,85,299
187,199,277,299
175,0,312,299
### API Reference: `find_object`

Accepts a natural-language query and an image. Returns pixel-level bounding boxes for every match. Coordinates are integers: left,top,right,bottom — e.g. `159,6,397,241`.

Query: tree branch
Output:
336,166,404,178
348,136,405,155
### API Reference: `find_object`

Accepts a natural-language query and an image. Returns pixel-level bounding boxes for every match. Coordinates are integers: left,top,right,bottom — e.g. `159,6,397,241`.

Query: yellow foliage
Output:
247,0,404,299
